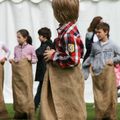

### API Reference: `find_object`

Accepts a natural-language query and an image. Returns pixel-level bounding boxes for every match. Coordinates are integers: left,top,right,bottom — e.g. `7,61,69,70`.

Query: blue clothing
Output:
83,40,120,79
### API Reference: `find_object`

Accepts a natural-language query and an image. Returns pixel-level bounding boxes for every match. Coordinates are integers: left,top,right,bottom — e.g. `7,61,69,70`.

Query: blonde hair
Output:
52,0,79,24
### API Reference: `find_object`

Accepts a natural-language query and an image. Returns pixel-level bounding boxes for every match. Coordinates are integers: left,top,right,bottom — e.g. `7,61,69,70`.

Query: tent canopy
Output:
0,0,118,4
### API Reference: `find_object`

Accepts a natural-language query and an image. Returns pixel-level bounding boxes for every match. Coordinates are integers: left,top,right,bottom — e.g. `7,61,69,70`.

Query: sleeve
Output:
113,44,120,63
36,47,45,59
2,44,10,59
85,32,94,50
82,44,95,80
51,33,82,68
31,46,38,64
14,47,19,62
82,44,95,67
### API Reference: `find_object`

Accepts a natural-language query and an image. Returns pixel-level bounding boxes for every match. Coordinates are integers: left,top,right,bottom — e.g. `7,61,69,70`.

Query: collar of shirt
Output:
99,40,109,46
57,21,75,36
18,42,28,48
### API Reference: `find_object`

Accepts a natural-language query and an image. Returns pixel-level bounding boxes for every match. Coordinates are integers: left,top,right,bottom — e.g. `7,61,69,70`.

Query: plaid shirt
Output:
52,22,84,68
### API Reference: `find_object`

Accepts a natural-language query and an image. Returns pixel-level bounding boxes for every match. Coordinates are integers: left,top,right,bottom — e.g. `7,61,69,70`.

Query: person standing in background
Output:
34,27,53,111
114,64,120,97
83,22,118,120
9,29,37,120
0,41,10,119
83,16,103,63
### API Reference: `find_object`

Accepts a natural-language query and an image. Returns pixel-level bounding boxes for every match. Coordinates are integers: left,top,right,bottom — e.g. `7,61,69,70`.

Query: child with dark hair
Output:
17,29,32,45
12,29,37,63
34,27,53,111
9,29,37,120
83,16,103,63
83,22,120,120
40,0,86,120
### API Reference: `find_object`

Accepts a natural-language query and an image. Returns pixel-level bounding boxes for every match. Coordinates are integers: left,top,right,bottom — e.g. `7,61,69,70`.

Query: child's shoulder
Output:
14,45,19,49
47,40,53,45
92,41,99,46
27,44,35,49
86,32,94,39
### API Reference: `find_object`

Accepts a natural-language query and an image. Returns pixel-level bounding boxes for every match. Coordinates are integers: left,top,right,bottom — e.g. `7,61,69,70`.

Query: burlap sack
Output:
0,63,9,119
92,65,117,120
12,59,35,120
40,63,87,120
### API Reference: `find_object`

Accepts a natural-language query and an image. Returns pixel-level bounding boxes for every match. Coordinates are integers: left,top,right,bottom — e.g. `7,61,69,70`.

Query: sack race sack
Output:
92,65,117,119
12,59,35,120
0,63,9,119
40,63,87,120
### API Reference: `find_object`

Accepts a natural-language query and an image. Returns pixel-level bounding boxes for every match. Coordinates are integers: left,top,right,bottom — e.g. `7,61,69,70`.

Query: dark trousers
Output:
34,80,43,111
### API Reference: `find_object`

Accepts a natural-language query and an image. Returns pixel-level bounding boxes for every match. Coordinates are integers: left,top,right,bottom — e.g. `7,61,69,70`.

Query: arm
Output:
2,44,10,59
83,44,95,67
113,44,120,64
13,47,19,63
85,32,94,50
82,45,95,80
51,33,82,68
31,47,38,64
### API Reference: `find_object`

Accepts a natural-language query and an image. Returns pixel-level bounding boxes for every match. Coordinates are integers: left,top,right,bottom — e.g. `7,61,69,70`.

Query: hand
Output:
27,56,31,62
44,49,55,62
106,59,113,66
0,57,7,65
9,59,14,64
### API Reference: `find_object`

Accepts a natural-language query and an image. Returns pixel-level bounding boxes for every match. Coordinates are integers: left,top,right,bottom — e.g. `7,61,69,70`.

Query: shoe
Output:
118,89,120,97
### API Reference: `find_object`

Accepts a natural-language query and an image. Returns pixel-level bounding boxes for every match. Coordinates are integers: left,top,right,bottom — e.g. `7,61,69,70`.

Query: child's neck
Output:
19,42,27,46
43,39,47,43
100,37,108,42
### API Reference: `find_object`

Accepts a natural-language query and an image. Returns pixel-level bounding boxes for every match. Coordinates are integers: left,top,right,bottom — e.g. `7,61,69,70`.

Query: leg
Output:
0,64,9,119
34,81,43,111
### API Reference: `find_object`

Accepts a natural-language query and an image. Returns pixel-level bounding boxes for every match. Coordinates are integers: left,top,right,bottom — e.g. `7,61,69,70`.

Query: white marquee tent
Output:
0,0,120,103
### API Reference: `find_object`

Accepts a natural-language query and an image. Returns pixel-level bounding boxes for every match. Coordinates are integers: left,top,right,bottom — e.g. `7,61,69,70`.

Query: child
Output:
83,16,103,63
34,27,53,111
9,29,37,120
0,42,10,119
82,16,103,80
40,0,86,120
83,22,120,120
114,64,120,97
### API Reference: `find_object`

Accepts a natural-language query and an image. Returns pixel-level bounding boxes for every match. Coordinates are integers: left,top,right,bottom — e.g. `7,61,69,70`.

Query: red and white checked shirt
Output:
51,22,84,68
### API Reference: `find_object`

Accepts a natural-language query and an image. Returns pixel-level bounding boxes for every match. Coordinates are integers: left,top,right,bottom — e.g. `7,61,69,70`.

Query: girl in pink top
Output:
10,29,37,63
10,29,37,120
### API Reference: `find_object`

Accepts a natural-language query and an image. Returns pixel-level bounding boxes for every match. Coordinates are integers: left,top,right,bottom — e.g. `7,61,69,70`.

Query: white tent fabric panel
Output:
0,0,119,3
0,0,120,103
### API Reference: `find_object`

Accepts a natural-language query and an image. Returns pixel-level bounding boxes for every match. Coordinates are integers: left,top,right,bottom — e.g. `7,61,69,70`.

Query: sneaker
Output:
118,89,120,97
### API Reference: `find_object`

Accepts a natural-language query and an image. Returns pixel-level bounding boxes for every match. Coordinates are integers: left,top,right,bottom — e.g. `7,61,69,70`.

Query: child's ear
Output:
105,31,108,36
25,36,28,40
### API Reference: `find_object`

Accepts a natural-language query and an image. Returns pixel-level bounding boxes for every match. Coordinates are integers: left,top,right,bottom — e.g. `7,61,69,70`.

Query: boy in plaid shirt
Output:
39,0,86,120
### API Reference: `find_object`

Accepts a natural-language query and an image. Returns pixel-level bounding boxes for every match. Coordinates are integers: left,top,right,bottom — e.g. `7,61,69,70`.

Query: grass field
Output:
6,104,120,120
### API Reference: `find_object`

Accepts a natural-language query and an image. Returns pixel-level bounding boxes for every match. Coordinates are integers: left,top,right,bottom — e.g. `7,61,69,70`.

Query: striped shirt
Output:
51,22,84,68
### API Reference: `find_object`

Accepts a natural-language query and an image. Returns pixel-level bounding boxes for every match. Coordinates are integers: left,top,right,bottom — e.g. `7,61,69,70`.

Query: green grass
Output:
6,104,120,120
87,103,120,120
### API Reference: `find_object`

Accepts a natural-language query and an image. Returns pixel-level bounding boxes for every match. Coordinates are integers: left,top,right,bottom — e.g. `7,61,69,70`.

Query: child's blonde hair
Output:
52,0,79,24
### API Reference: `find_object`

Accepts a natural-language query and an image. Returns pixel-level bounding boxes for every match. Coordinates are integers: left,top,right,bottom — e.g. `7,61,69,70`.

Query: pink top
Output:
114,64,120,87
0,42,10,60
14,42,37,64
